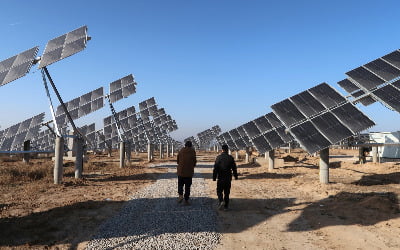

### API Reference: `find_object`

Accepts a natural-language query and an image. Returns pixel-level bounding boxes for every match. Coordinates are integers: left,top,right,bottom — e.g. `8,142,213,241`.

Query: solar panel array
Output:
271,83,375,154
78,123,96,145
0,47,39,87
31,127,68,151
216,112,292,154
102,97,178,151
38,26,88,69
0,113,45,151
338,49,400,112
196,125,221,150
109,74,137,103
55,87,104,127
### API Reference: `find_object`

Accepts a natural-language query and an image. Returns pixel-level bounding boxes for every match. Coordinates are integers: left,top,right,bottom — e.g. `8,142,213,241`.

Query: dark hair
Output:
222,144,229,151
185,140,192,147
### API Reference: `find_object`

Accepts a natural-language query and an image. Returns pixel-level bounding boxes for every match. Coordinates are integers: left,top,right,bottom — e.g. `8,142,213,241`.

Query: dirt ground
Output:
1,148,400,249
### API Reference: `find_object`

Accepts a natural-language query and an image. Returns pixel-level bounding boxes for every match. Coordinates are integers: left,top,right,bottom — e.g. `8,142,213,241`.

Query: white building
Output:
369,132,400,158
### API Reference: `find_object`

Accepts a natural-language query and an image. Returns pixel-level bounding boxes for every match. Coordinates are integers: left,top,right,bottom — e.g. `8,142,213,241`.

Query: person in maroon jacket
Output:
177,140,197,205
213,144,238,211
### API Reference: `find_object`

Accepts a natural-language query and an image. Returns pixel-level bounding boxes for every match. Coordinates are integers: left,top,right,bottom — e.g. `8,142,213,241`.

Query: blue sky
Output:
1,0,400,141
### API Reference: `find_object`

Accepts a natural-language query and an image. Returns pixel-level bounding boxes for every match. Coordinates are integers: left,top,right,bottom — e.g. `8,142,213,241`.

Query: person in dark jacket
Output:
177,140,197,205
213,144,238,210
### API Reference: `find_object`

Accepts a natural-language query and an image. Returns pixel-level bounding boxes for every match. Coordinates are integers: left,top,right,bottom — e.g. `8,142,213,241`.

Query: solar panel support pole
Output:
105,96,125,142
54,136,64,184
159,143,163,159
42,67,81,138
120,141,126,168
126,141,131,163
372,146,378,163
147,142,152,162
75,137,83,178
41,70,61,137
23,140,31,163
268,150,275,170
319,148,329,184
235,151,239,161
171,143,174,157
166,143,170,158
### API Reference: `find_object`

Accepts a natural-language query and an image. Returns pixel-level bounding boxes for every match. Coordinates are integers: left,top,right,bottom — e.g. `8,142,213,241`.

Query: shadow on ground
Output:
287,191,400,232
0,197,298,248
240,172,298,179
352,172,400,186
0,200,125,249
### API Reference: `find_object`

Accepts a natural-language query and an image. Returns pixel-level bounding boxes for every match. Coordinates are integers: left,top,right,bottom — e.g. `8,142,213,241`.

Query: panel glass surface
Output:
311,112,353,144
290,121,332,154
228,129,241,141
308,83,347,109
253,115,272,133
382,50,400,70
364,58,400,82
0,47,39,86
271,99,306,127
337,78,360,93
290,91,325,117
39,26,87,68
275,126,293,143
264,130,285,149
372,84,400,113
331,103,375,133
252,134,272,153
243,121,261,138
264,112,282,128
346,67,385,90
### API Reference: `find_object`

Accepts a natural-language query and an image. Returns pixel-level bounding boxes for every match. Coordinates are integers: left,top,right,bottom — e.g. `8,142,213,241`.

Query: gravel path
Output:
86,164,220,249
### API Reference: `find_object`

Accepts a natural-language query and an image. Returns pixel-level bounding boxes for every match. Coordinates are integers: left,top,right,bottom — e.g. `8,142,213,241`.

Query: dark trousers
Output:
217,179,231,208
178,176,192,200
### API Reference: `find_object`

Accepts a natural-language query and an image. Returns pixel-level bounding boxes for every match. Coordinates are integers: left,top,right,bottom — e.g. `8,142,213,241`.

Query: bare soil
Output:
1,148,400,249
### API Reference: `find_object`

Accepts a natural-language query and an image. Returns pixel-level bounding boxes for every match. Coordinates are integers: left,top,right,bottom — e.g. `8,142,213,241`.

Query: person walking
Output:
177,140,197,205
213,144,238,211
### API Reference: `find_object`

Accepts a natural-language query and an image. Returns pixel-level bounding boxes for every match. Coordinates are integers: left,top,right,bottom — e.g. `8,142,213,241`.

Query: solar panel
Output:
337,79,360,93
357,95,376,106
226,140,237,151
149,105,159,116
351,90,376,106
243,121,261,138
39,26,88,68
290,91,325,117
55,87,104,126
264,112,282,128
228,129,241,141
146,97,156,107
253,115,272,133
109,74,136,103
275,126,292,143
0,47,39,86
264,130,285,149
391,79,400,89
290,121,332,154
0,137,14,151
372,84,400,113
252,134,272,153
346,66,385,90
271,99,306,127
311,112,353,144
363,58,400,82
382,50,400,70
331,103,375,134
5,124,20,138
233,138,247,150
308,83,347,109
